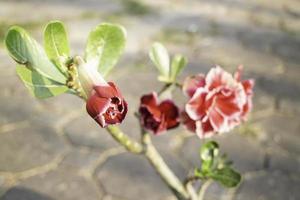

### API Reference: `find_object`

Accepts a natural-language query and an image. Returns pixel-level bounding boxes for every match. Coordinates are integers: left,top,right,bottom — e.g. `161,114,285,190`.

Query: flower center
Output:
103,97,124,120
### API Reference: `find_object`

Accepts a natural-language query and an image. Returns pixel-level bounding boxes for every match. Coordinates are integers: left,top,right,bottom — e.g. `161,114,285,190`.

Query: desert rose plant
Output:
4,21,254,200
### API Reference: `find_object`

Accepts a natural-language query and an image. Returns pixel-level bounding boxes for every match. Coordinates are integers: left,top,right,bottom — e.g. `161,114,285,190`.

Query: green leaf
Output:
16,65,68,99
200,141,219,172
200,141,219,161
170,55,187,81
209,167,241,187
149,42,170,80
85,23,126,77
5,26,66,84
44,20,70,75
194,168,206,179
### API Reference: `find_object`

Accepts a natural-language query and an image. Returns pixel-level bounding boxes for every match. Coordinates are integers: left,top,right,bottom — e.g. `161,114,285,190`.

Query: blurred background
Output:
0,0,299,199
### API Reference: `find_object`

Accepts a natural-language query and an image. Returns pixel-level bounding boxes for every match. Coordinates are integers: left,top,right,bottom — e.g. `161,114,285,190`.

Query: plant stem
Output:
198,179,212,200
106,125,143,154
185,182,198,200
142,131,190,199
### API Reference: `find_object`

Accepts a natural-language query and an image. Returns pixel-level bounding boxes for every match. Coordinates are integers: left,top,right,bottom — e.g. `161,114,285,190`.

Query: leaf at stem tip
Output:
209,167,241,187
149,42,170,80
16,65,68,99
5,26,66,84
85,23,126,77
170,54,187,81
44,20,70,75
200,141,219,161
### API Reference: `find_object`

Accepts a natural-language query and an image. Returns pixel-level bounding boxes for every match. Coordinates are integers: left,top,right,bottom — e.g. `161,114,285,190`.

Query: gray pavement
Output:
0,0,300,199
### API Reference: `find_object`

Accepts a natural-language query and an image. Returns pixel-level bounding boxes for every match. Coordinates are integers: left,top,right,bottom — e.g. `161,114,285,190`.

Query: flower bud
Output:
86,82,128,128
75,56,128,127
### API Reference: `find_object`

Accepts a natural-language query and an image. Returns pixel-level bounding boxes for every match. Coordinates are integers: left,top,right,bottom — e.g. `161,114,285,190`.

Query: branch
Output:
106,125,143,154
142,131,190,199
198,179,212,200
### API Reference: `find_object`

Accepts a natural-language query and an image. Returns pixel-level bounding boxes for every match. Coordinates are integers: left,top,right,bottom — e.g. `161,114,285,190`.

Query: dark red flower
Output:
182,66,254,138
139,92,180,134
86,82,128,128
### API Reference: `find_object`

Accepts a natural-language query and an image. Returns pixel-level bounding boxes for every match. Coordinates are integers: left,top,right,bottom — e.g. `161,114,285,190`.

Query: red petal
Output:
86,95,110,127
242,79,254,95
159,100,180,129
155,115,167,135
140,92,158,108
183,74,206,97
140,93,161,120
93,82,121,98
139,106,162,133
181,111,196,133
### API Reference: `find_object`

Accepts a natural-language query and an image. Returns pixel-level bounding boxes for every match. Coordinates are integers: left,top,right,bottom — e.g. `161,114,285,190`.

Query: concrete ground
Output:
0,0,299,199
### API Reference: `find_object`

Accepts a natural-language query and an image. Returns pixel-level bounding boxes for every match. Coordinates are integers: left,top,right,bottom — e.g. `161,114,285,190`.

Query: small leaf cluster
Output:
194,141,241,188
149,42,187,83
4,21,126,99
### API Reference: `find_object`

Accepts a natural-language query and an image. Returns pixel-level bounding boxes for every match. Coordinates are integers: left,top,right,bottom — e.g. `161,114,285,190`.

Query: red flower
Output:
75,56,128,128
182,66,254,138
86,82,128,128
139,92,180,134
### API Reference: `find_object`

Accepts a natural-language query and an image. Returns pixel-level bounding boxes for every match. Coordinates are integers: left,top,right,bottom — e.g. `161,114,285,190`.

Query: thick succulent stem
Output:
142,131,190,199
106,125,143,154
106,125,191,199
103,84,196,199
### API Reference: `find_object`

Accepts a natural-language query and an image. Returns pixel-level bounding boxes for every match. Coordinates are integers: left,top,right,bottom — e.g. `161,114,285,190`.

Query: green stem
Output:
104,84,195,199
142,131,190,199
106,125,143,154
198,180,212,200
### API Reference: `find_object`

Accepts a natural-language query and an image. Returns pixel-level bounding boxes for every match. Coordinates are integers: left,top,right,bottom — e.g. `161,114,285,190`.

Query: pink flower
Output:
86,82,128,128
139,92,180,134
182,66,254,138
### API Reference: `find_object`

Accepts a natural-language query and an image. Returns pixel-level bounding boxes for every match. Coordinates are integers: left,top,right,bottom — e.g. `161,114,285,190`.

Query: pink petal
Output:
234,65,243,81
206,66,236,91
183,74,206,97
195,120,214,138
185,88,208,120
208,106,225,132
215,91,242,117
